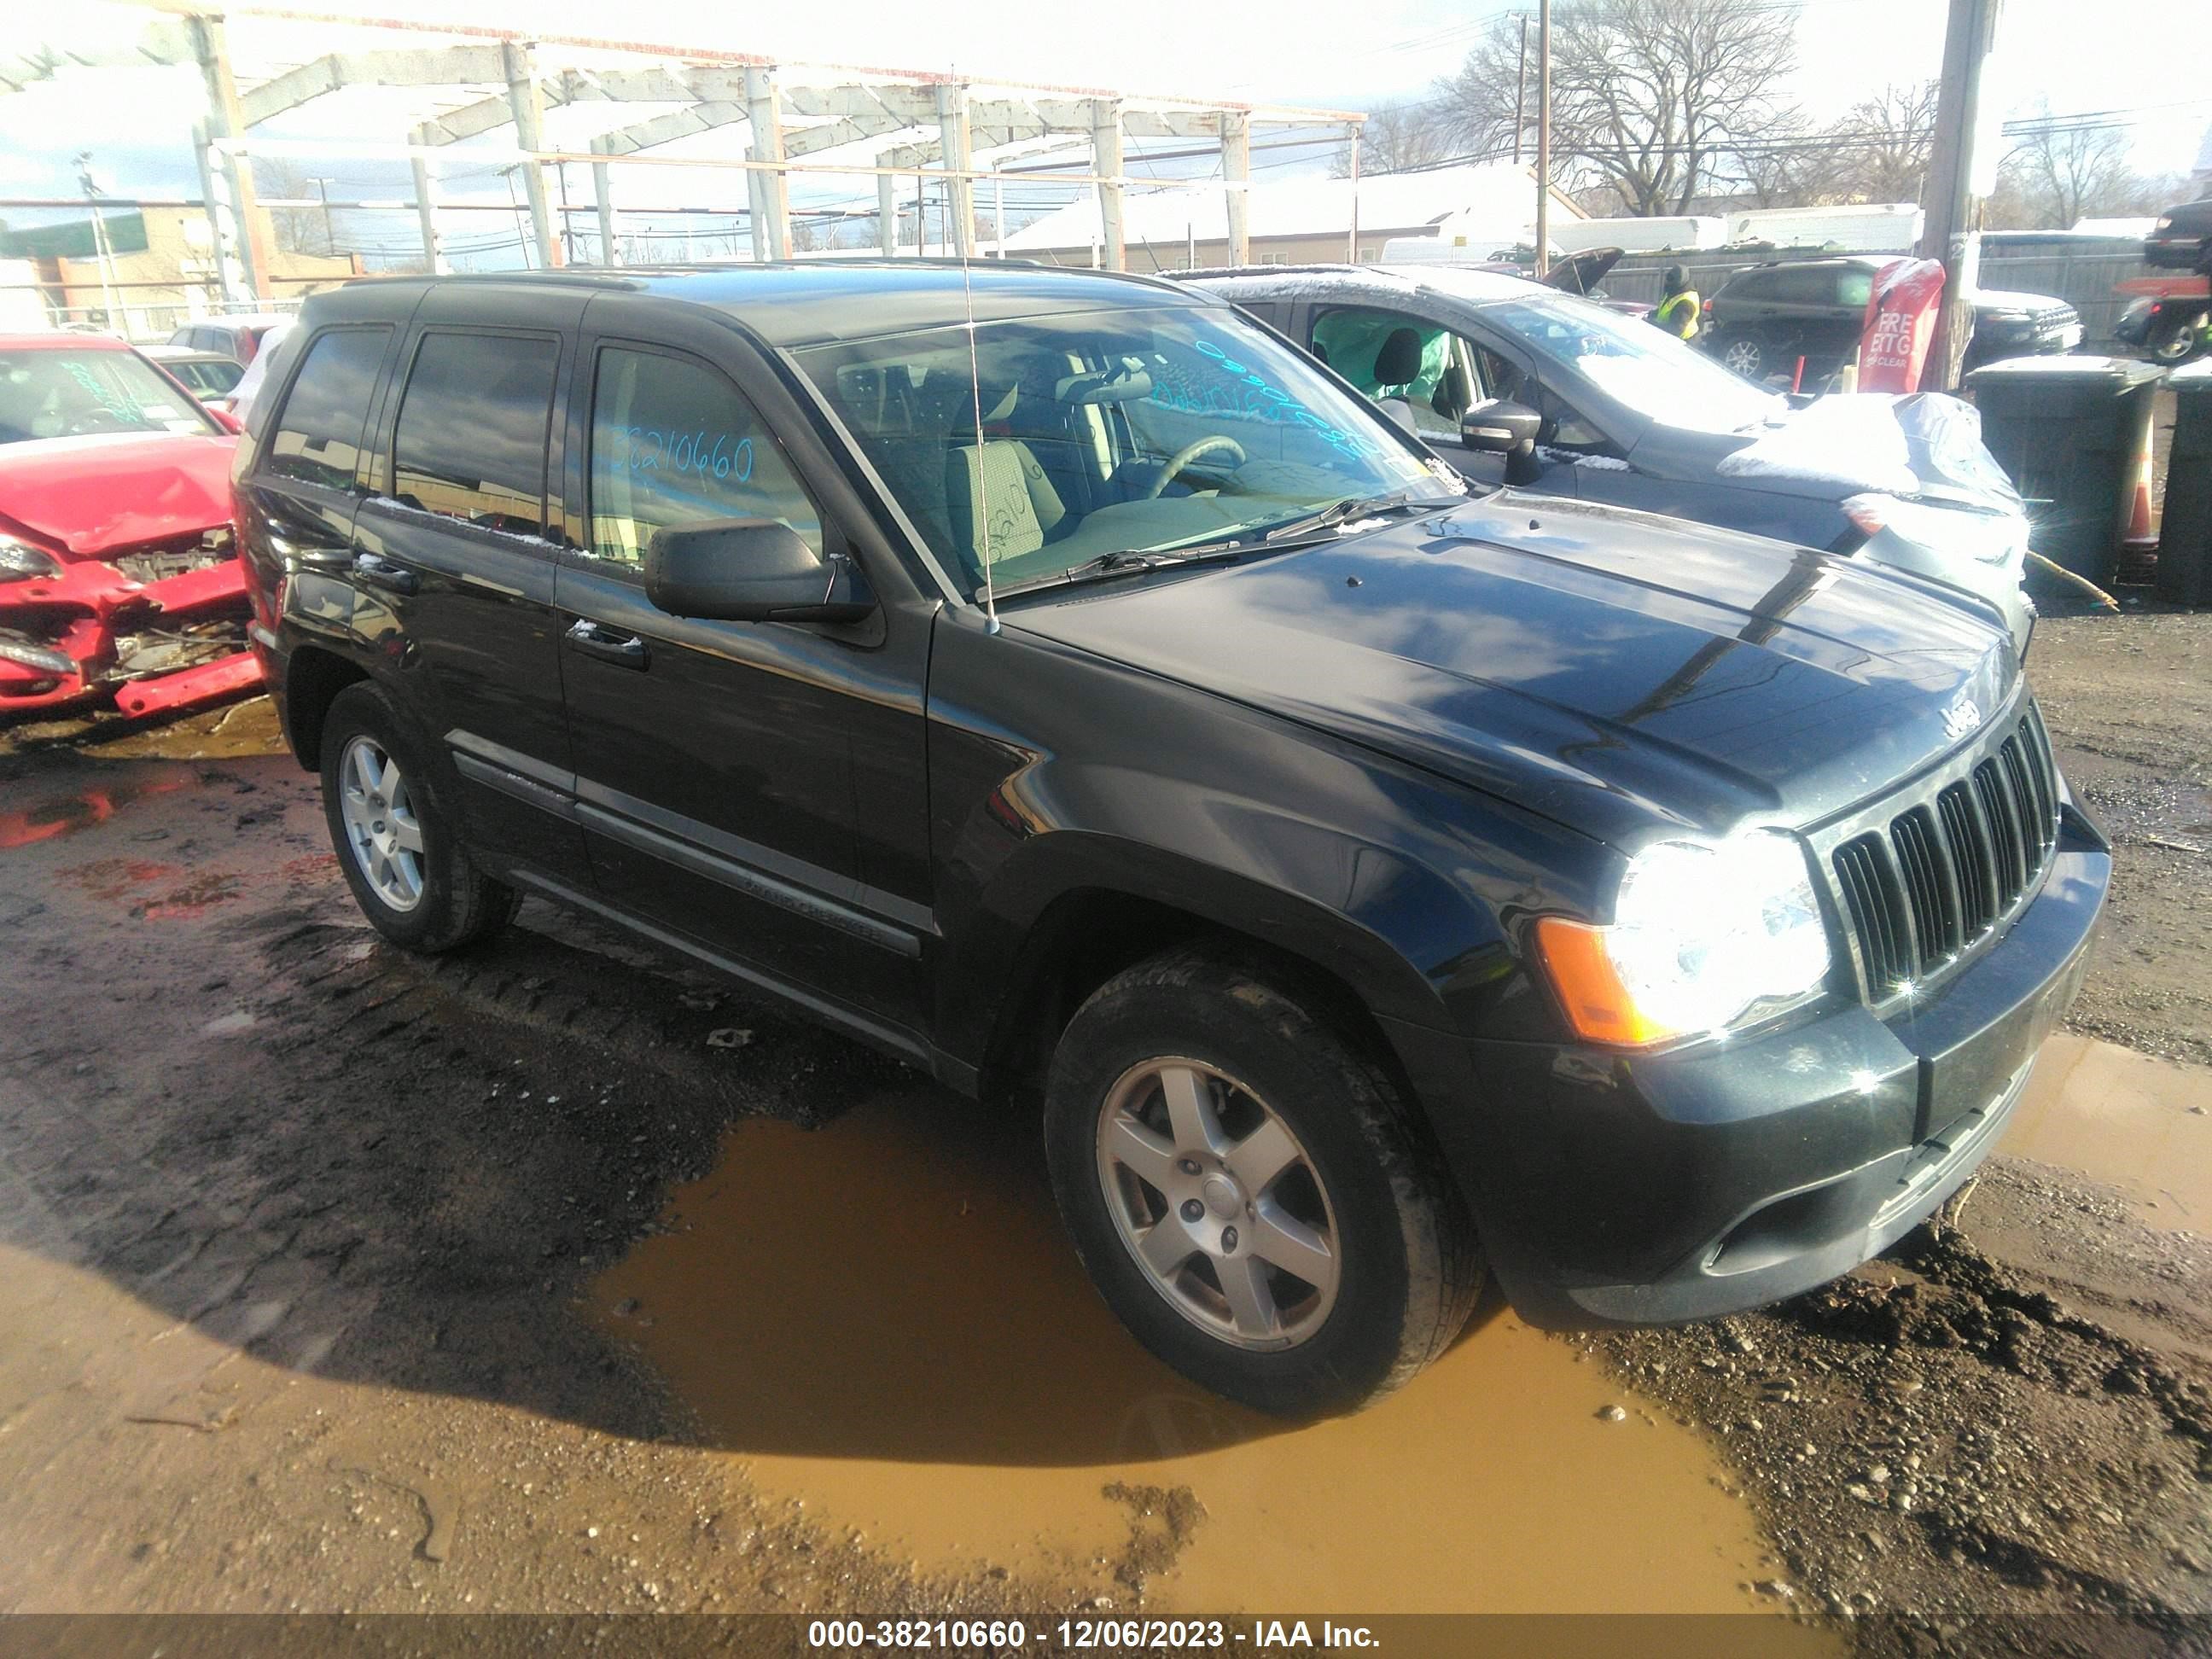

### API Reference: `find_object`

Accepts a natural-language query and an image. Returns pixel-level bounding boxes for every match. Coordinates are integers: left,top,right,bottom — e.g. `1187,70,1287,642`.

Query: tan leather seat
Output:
947,438,1068,567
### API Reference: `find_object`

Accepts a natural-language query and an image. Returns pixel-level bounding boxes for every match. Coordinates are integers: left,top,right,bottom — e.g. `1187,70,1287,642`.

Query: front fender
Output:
923,608,1606,1071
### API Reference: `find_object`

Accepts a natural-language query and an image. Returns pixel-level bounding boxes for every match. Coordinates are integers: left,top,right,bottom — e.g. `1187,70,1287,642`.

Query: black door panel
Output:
555,317,933,1027
353,290,591,884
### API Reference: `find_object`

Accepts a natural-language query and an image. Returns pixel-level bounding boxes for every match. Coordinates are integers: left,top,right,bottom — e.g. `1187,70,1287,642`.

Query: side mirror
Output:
1460,399,1541,455
207,404,242,434
643,519,875,624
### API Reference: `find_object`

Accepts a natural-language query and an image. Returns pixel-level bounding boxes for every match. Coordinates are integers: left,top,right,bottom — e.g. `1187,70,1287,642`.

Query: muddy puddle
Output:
2001,1033,2212,1229
591,1094,1814,1624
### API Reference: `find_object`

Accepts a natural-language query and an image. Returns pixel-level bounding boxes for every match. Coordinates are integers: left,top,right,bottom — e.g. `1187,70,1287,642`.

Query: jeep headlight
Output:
1536,831,1831,1045
0,538,61,582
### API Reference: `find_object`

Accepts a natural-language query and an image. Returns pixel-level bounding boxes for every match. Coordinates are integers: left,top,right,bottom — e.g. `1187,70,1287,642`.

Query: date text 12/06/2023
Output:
807,1618,1383,1650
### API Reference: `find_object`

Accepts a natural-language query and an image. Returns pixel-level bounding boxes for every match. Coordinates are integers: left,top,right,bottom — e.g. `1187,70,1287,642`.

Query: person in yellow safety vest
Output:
1654,265,1700,341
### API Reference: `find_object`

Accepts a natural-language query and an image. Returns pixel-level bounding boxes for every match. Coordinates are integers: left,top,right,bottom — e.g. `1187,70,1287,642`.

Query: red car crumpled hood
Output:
0,432,238,557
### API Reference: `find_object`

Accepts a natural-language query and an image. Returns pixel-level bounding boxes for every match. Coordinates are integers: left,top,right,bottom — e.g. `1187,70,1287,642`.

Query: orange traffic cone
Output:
2123,426,2157,550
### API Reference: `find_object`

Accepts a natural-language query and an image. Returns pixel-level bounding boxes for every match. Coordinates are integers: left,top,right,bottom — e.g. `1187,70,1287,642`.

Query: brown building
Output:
0,205,357,341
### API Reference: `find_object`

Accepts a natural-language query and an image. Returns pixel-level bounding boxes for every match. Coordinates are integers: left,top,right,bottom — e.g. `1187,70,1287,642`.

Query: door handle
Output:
352,552,421,597
566,616,649,670
267,531,352,569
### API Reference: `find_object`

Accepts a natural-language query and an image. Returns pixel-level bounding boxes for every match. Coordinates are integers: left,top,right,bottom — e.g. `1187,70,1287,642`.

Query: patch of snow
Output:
1717,396,1919,493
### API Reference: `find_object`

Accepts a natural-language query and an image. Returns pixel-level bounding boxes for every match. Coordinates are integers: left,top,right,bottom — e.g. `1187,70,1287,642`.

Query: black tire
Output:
2150,317,2202,365
318,682,519,952
1043,946,1483,1416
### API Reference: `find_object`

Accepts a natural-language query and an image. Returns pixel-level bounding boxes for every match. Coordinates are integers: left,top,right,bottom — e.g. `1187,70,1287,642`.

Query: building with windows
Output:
0,206,357,340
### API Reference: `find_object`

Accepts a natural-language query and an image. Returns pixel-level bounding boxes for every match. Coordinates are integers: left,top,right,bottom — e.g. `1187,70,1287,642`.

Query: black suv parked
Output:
1702,255,2081,382
238,265,2109,1415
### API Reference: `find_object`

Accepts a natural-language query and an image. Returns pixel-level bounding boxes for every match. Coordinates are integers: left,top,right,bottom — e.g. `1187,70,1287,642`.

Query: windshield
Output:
0,348,219,445
792,305,1458,597
1477,297,1783,434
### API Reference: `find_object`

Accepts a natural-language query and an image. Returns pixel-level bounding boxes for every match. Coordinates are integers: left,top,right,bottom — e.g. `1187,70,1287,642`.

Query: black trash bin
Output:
2157,360,2212,606
1967,354,2167,591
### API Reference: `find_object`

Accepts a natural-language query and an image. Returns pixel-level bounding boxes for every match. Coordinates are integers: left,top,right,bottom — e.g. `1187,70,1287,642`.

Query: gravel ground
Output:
1,611,2208,1656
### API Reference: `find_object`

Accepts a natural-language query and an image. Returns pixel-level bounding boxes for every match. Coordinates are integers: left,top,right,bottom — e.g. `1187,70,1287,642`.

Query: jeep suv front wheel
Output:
1043,947,1482,1415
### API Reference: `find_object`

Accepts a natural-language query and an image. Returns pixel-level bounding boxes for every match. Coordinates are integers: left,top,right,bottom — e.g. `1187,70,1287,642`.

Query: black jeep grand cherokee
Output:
236,264,2108,1416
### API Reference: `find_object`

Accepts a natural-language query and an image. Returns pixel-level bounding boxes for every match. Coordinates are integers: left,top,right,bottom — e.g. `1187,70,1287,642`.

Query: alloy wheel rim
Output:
338,735,426,912
1723,340,1761,375
1094,1057,1340,1351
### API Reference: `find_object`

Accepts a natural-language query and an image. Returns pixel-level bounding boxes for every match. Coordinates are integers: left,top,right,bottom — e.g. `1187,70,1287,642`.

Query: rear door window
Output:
1770,267,1838,306
391,331,561,536
263,326,391,491
585,345,824,570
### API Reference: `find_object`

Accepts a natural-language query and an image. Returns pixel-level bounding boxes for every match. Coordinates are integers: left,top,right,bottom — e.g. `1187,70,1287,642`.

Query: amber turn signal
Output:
1532,916,1676,1048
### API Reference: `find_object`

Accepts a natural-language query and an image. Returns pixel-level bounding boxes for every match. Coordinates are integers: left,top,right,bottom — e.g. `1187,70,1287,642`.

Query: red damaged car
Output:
0,333,262,719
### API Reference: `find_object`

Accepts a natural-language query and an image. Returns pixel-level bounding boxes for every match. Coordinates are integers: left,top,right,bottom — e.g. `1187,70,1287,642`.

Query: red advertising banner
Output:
1855,257,1947,393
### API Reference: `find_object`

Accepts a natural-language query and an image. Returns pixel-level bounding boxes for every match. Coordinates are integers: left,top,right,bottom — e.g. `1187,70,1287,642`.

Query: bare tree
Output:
1997,104,2166,229
1720,107,1826,208
1331,100,1453,178
1434,0,1803,215
1822,81,1938,205
252,157,330,255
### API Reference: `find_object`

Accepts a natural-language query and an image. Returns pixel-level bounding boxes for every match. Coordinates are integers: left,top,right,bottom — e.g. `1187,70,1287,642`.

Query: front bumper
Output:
1404,809,2109,1330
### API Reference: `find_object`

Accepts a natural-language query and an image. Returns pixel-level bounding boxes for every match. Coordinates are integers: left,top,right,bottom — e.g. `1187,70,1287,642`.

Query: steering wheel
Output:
66,407,133,435
1142,434,1247,501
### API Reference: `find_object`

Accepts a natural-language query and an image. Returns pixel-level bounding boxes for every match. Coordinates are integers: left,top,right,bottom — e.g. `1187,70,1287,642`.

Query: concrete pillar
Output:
588,136,616,265
877,163,899,257
1091,99,1124,273
185,14,271,300
936,83,974,258
411,124,450,274
745,67,789,260
190,119,242,303
746,143,769,262
503,40,560,268
1220,111,1250,268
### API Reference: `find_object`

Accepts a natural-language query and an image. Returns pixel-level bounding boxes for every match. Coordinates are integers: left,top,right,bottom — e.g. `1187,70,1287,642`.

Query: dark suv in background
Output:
1702,255,2081,383
237,264,2107,1417
2145,198,2212,271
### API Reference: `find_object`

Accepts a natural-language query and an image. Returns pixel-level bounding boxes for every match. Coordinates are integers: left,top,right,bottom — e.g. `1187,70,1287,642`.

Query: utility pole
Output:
1918,0,2005,391
1533,0,1551,277
1512,15,1529,167
312,176,335,256
1347,121,1361,263
74,154,119,329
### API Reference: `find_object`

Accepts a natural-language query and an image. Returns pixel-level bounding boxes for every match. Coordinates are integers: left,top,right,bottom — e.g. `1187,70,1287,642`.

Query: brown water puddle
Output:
2002,1033,2212,1229
591,1094,1807,1621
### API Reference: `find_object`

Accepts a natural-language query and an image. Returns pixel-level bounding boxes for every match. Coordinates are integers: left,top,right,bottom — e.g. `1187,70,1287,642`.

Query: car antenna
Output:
955,164,1001,636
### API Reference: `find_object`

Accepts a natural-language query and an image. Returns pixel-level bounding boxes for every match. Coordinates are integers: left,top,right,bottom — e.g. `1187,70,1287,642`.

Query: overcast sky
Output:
2,0,2204,248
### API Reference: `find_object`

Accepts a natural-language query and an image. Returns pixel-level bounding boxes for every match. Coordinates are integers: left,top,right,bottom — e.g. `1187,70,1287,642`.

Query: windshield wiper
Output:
1259,490,1436,543
1161,491,1449,562
983,492,1453,602
987,544,1249,600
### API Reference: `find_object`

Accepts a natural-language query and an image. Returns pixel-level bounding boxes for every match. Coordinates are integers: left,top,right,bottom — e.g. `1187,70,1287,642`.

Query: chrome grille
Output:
1830,703,2062,998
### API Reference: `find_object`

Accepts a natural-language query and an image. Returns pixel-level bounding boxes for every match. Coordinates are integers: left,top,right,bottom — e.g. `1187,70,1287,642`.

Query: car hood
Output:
1974,288,2070,312
1009,492,2013,847
1651,391,2025,512
0,432,238,557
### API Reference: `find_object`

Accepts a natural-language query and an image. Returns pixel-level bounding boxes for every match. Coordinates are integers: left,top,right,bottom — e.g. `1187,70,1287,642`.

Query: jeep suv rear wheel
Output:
318,682,521,952
1043,946,1482,1415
